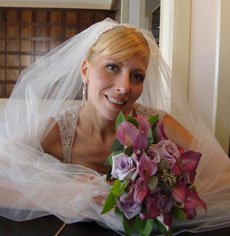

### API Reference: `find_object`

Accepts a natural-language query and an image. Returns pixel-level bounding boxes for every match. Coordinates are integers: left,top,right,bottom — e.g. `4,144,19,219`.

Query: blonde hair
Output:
86,26,150,62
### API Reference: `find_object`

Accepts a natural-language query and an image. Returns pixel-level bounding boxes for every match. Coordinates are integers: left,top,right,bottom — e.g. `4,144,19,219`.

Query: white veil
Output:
0,18,229,235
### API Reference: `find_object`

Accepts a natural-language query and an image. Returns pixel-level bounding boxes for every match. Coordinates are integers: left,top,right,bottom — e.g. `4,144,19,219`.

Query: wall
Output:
189,0,219,131
215,0,230,153
189,0,229,153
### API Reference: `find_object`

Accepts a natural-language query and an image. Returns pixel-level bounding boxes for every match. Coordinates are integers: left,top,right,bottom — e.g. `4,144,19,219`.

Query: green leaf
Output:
149,114,159,126
111,139,124,152
127,115,138,127
104,153,113,166
101,192,116,214
154,218,168,234
167,229,173,236
147,128,153,146
124,146,133,156
148,176,158,191
172,207,186,221
115,207,123,216
115,112,126,131
120,180,129,193
111,179,129,196
123,217,135,236
134,218,153,236
105,168,112,182
111,179,122,196
152,127,159,144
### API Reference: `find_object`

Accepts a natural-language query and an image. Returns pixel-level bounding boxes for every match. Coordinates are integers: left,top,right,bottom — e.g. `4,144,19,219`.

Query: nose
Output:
115,73,131,94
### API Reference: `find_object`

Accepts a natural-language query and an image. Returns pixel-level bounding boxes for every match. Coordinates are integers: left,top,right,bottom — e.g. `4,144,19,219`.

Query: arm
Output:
41,118,63,162
162,114,193,150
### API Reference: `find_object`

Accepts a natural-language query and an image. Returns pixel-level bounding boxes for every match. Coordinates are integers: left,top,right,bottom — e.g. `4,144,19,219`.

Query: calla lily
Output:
135,115,151,135
134,176,149,204
172,180,188,203
117,121,138,147
185,191,207,212
172,180,207,219
180,151,202,172
138,152,157,178
172,150,202,184
140,194,159,220
182,191,207,219
163,213,173,228
156,119,168,141
117,120,148,151
133,133,148,151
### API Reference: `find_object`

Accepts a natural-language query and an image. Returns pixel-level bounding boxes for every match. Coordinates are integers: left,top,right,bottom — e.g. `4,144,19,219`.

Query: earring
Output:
82,80,87,105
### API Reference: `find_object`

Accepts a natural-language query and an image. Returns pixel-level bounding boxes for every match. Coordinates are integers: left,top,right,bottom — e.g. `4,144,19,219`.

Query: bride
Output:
0,18,229,235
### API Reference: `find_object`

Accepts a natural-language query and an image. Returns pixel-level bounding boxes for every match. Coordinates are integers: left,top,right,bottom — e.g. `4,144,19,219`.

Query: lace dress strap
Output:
55,106,80,164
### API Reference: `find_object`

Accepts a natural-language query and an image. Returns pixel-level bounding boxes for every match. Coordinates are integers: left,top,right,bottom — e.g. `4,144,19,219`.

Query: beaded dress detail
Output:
55,106,80,164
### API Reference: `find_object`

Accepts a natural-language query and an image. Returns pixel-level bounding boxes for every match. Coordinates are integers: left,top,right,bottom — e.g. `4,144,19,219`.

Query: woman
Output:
0,18,229,235
41,24,192,173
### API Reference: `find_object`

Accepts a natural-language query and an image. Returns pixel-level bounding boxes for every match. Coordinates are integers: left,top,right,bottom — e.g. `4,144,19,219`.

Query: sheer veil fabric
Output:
0,18,229,235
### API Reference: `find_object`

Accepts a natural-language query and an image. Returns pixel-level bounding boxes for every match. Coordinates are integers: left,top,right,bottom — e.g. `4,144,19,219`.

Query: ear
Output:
81,60,89,83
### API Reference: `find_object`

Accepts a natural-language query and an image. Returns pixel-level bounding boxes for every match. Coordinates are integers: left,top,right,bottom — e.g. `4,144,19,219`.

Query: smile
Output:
106,96,127,105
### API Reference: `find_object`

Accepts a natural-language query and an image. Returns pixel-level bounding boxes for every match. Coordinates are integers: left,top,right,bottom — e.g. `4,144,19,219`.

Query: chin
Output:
105,112,120,121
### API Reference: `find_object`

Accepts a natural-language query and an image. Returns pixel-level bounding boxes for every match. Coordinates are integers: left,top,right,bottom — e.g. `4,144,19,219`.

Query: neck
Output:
78,104,116,143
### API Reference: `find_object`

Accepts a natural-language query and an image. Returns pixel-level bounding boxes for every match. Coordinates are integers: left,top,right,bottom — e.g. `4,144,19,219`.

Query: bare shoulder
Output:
41,117,63,161
134,103,193,150
162,114,193,150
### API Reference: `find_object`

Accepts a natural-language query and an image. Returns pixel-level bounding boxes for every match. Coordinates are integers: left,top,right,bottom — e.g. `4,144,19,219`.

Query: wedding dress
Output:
0,18,229,235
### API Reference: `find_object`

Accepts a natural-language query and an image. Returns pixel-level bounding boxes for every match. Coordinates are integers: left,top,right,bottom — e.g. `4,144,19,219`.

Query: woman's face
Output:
81,53,148,121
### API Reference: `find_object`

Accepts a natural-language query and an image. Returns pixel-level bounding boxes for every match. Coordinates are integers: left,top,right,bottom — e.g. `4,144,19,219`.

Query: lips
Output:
106,95,127,106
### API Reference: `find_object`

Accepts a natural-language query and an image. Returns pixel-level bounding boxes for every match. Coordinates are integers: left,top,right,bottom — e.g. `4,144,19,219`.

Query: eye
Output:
132,72,145,83
105,63,119,72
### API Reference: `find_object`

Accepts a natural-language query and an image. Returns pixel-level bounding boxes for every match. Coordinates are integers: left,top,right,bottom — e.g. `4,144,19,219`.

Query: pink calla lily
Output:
134,177,149,204
172,180,207,220
138,152,157,178
180,151,202,172
117,120,148,151
140,194,159,220
135,115,151,135
185,191,207,212
117,121,138,146
156,119,168,141
182,191,207,219
163,213,172,228
183,208,197,219
172,180,188,203
133,133,148,151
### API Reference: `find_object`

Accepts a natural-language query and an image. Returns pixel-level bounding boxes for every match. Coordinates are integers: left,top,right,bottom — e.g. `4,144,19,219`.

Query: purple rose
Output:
116,190,141,219
146,144,161,163
157,192,174,213
111,153,138,181
157,140,179,168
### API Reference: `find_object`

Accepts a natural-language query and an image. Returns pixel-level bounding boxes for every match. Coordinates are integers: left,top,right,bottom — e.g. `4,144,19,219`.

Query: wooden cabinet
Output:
0,7,116,97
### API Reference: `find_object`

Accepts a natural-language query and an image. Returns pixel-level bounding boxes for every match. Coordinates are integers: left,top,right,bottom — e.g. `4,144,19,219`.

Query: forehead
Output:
91,53,149,70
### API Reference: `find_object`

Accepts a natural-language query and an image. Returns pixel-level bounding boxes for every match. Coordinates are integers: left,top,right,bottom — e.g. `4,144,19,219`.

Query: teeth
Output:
107,96,126,105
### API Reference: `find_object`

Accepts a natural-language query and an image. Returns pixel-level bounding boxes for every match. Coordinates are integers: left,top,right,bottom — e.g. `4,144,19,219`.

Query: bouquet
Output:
101,112,206,236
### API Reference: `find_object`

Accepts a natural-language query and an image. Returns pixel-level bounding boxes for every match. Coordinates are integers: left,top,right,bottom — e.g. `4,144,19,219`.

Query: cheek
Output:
87,70,109,96
88,68,109,86
132,84,144,99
